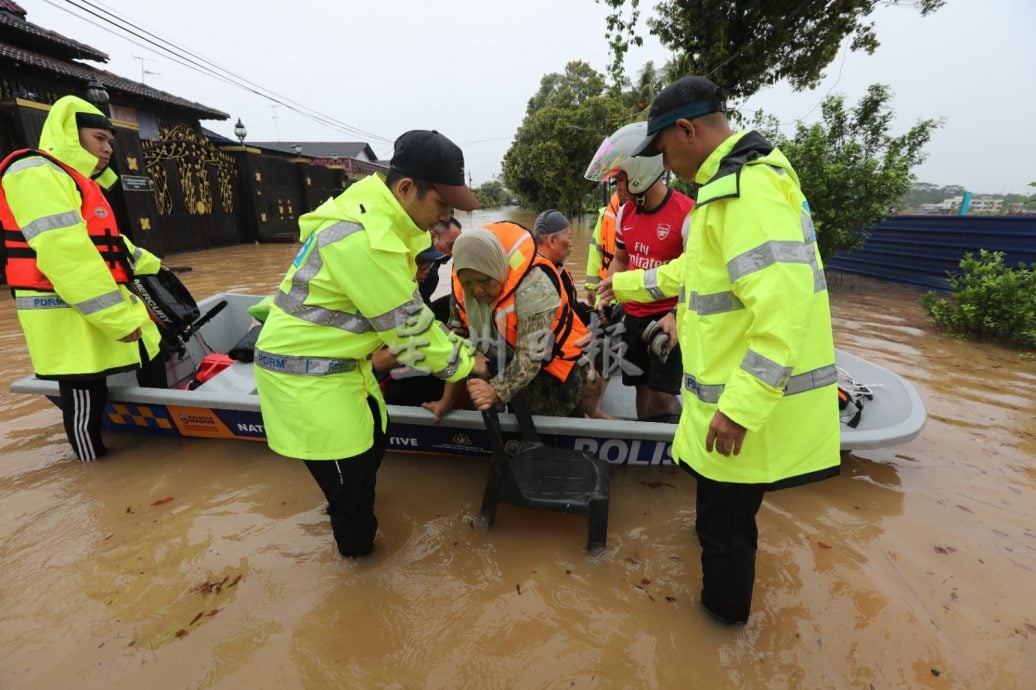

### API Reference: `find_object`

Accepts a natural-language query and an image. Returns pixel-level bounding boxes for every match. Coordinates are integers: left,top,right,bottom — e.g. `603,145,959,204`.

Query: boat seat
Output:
480,392,610,551
191,361,257,395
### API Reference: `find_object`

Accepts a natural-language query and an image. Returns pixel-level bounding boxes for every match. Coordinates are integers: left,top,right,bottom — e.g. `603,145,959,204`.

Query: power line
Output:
68,0,391,142
42,0,392,143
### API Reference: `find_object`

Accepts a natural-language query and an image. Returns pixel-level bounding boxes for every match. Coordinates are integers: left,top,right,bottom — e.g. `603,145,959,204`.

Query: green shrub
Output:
921,250,1036,349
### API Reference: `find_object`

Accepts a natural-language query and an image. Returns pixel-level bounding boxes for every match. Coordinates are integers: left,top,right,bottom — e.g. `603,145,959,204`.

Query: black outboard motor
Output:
131,269,199,347
130,270,226,358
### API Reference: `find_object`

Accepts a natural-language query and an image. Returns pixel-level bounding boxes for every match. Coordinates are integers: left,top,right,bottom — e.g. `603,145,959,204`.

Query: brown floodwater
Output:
1,208,1034,689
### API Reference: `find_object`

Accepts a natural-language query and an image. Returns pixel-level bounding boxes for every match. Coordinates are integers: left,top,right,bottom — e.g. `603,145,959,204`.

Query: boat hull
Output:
11,292,927,465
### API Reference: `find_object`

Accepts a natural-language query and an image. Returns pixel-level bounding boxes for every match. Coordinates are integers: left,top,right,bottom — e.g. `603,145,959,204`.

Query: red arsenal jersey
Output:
614,188,695,317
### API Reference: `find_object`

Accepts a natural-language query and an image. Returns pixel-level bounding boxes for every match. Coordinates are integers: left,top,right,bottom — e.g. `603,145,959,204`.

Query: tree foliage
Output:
596,0,945,101
921,251,1036,349
752,84,941,260
473,179,512,209
502,62,627,215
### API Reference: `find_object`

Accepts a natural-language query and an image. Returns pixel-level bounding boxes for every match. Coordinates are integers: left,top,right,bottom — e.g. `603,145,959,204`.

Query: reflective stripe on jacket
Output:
254,173,476,460
0,97,161,378
452,221,589,382
1,148,131,289
613,130,839,489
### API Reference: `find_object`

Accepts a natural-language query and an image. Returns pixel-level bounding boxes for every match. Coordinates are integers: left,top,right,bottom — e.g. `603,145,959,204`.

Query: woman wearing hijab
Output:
450,222,606,417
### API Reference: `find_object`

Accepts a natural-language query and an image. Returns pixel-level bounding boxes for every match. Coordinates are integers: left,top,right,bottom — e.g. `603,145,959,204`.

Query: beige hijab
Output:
452,228,506,356
452,228,508,283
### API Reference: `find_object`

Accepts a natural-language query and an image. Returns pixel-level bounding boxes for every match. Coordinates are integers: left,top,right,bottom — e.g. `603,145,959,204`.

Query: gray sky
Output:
26,0,1035,194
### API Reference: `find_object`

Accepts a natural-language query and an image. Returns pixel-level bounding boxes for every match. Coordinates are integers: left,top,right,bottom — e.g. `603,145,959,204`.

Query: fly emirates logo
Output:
629,240,671,270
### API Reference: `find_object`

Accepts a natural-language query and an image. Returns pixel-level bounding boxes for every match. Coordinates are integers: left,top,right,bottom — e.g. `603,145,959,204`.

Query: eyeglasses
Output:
433,234,455,252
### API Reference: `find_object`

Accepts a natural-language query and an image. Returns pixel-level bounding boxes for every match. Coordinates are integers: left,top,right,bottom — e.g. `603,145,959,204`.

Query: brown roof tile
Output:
0,39,227,120
0,8,108,62
0,1,26,18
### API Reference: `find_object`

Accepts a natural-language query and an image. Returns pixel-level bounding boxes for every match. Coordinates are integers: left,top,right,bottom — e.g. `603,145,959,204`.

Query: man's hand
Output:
585,284,597,303
658,312,678,353
595,276,615,311
467,378,499,411
119,327,142,343
469,352,489,379
371,347,398,373
705,410,747,457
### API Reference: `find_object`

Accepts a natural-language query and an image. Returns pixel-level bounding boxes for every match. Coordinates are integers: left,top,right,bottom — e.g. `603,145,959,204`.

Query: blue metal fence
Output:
825,215,1036,291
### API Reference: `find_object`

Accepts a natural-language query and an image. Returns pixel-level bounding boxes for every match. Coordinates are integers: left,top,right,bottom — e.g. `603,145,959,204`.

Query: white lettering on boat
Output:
390,436,419,447
573,438,674,466
236,423,265,434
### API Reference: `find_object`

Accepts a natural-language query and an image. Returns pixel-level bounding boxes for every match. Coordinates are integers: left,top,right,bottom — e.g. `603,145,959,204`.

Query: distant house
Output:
937,195,1004,215
248,141,378,162
246,140,386,179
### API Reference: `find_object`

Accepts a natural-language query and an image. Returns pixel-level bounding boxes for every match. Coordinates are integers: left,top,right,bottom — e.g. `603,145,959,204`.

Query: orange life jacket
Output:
0,148,130,290
453,221,589,382
597,192,619,279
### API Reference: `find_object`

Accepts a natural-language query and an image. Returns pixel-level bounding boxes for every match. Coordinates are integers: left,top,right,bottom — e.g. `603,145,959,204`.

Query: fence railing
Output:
825,215,1036,290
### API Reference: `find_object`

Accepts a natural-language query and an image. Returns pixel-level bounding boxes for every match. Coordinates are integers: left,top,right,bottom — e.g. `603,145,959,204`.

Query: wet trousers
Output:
58,377,108,461
304,397,386,557
57,343,166,461
692,471,765,624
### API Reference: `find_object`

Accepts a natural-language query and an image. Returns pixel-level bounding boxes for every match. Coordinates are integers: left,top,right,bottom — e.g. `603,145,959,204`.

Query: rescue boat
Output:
9,292,927,466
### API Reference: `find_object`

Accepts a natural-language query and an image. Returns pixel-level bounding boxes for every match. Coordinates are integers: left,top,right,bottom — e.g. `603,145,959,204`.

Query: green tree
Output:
474,179,512,209
502,62,626,214
752,84,941,260
597,0,944,100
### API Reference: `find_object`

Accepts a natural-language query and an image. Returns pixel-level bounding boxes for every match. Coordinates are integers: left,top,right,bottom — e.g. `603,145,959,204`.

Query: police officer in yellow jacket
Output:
583,191,621,302
255,130,487,558
0,96,164,461
598,77,840,624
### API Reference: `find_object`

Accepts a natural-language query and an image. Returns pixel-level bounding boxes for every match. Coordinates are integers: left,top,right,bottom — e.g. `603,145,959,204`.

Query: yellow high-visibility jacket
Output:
255,174,476,460
613,130,839,488
1,96,161,379
584,192,619,293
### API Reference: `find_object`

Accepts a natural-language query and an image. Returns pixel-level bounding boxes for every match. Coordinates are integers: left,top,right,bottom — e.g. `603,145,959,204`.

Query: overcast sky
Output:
25,0,1035,194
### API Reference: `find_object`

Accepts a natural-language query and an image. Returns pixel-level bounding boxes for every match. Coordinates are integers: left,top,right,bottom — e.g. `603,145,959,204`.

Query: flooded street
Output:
1,209,1034,689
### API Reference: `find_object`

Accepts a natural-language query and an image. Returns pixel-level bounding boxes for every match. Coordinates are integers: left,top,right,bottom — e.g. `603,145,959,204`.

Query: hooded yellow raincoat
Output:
0,96,161,379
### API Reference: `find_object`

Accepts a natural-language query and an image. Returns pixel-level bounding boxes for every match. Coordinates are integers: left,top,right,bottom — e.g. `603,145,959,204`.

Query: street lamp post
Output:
292,144,302,158
234,117,247,145
84,77,110,116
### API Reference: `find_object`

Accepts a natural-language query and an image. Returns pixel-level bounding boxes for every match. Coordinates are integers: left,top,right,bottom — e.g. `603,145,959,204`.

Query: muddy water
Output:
1,209,1034,689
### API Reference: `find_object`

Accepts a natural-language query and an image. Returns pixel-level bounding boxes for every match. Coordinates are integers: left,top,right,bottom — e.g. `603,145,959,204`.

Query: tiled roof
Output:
0,1,25,18
0,7,108,62
248,141,378,160
0,40,227,120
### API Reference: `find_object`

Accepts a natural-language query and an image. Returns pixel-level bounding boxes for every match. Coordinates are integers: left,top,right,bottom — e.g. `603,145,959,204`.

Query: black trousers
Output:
693,471,766,624
56,343,167,462
58,377,108,461
304,397,386,557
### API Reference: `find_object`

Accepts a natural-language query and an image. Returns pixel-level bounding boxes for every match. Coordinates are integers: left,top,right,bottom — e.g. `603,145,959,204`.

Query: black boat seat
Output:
479,392,610,552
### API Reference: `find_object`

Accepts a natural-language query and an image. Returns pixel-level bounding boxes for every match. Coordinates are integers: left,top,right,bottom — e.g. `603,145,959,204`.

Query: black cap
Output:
390,130,480,211
75,111,116,134
417,247,449,262
632,76,727,157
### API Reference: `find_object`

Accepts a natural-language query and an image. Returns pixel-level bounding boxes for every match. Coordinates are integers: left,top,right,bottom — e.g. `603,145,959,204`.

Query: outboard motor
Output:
131,270,225,357
131,270,199,344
